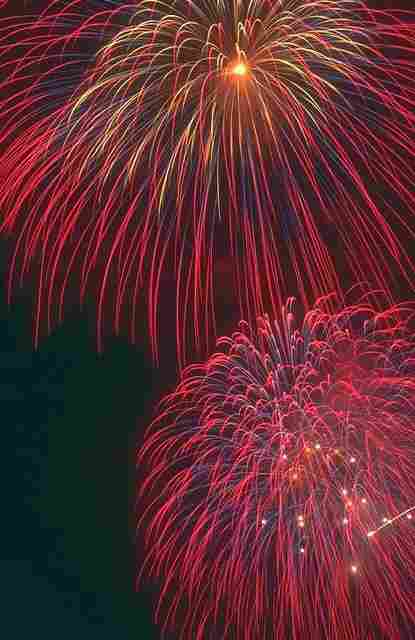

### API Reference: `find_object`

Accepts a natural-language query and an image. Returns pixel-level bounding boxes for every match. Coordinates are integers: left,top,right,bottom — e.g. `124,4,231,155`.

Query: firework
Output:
1,2,415,363
140,297,415,639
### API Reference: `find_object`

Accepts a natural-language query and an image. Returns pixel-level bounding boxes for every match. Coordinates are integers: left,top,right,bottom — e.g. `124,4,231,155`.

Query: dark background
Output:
1,1,415,639
0,242,162,639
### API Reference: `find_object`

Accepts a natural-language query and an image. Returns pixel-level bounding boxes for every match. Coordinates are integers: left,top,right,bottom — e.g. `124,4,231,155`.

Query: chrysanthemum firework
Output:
1,1,415,363
140,297,415,639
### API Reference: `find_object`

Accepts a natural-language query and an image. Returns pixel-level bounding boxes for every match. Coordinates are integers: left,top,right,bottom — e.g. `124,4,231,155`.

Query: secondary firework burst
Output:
1,1,415,363
140,297,415,639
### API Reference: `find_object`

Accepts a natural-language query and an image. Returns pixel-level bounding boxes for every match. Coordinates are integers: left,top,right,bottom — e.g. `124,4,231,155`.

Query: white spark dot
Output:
351,564,358,574
232,62,248,76
261,518,267,526
407,514,413,520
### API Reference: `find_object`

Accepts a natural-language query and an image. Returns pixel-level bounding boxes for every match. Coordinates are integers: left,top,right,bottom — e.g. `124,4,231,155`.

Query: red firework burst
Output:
140,296,415,639
1,1,415,364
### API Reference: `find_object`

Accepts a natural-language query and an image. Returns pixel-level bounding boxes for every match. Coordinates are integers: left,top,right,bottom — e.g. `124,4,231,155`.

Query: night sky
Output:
0,246,160,638
2,1,415,639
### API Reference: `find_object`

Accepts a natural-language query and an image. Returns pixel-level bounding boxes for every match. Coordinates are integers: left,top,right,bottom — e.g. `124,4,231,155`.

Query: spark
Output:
232,62,248,77
367,506,415,537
